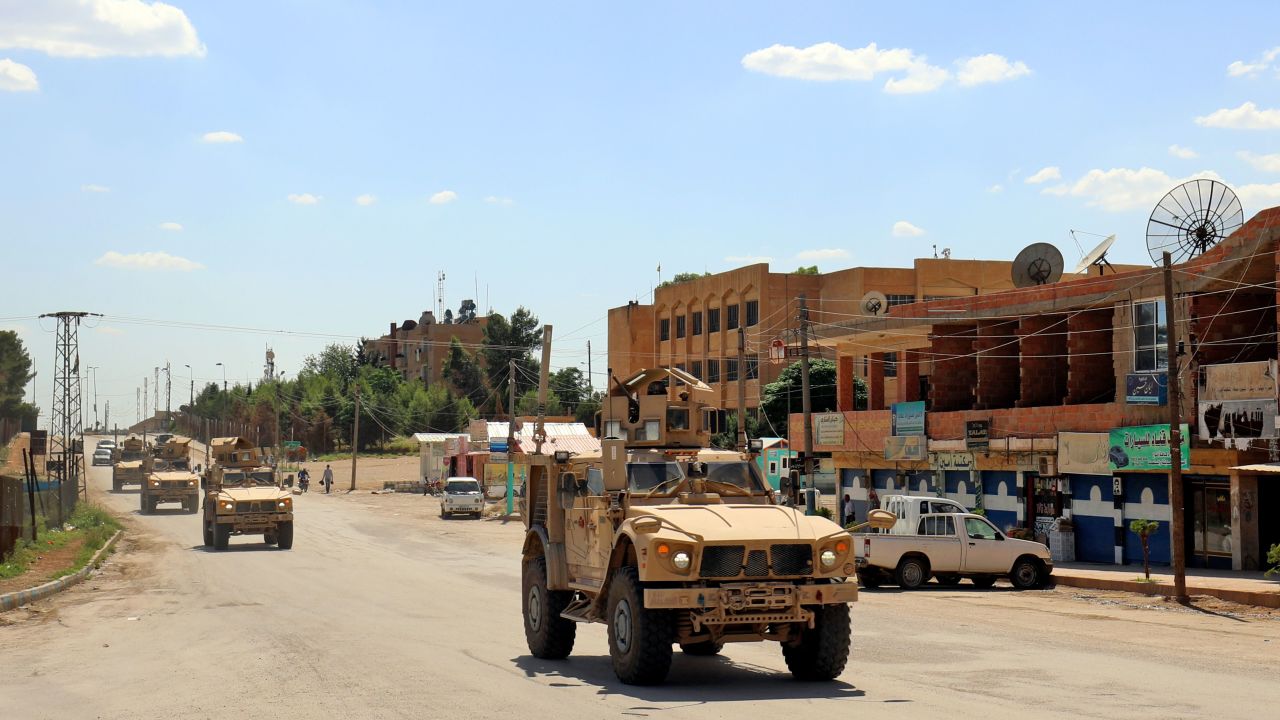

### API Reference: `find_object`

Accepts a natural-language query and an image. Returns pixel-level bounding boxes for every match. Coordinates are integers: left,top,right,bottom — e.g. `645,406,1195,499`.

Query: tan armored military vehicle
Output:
153,436,193,471
201,437,294,550
112,435,151,492
520,368,866,685
140,469,200,514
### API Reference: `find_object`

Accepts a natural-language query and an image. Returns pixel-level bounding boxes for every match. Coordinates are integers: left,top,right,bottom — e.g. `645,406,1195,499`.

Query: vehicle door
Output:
565,468,609,582
960,516,1011,573
918,514,962,572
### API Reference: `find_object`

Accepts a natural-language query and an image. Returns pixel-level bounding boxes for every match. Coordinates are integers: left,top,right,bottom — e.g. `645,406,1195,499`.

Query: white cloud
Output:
288,193,320,205
883,63,949,95
892,221,926,237
1042,167,1223,212
1226,47,1280,77
742,41,950,94
0,58,38,91
94,250,203,271
158,221,183,231
1024,166,1062,184
484,195,514,205
1237,182,1280,208
796,248,850,260
955,54,1031,86
200,130,243,144
1237,151,1280,172
725,255,773,265
1194,101,1280,130
987,184,1004,193
1168,144,1198,159
429,190,458,205
355,194,377,206
81,183,110,193
0,0,205,59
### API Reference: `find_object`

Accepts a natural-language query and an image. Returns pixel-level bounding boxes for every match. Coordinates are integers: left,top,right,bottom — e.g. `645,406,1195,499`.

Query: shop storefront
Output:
1185,476,1233,569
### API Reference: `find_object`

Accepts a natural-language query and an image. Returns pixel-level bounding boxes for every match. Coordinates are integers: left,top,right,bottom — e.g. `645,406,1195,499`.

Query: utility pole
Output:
349,383,361,492
88,366,99,431
39,311,99,505
143,377,149,442
737,326,747,450
185,364,193,408
1163,252,1189,603
586,340,593,393
506,359,517,515
799,296,814,513
534,325,553,455
165,361,172,416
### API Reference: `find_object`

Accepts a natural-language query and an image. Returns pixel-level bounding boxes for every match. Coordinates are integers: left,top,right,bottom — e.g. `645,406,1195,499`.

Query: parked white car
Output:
854,512,1053,590
440,477,484,519
92,448,113,466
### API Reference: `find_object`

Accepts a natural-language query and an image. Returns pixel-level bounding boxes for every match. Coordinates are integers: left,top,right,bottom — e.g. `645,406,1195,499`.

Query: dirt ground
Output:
0,535,86,596
292,455,420,491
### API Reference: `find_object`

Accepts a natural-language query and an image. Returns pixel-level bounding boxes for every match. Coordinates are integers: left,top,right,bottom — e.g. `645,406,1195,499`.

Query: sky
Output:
5,0,1280,428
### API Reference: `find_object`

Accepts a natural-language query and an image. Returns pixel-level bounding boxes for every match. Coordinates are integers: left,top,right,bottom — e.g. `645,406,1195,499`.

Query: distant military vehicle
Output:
112,435,151,492
519,368,875,685
201,437,294,550
140,469,200,514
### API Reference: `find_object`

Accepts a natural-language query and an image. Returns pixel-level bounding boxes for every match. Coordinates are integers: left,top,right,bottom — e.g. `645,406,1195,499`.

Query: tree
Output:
0,330,37,427
443,337,486,402
760,359,840,436
549,367,589,407
305,343,359,389
481,308,543,409
793,266,819,275
516,388,564,417
658,271,710,288
1267,543,1280,578
712,411,763,449
574,391,601,426
1129,519,1160,580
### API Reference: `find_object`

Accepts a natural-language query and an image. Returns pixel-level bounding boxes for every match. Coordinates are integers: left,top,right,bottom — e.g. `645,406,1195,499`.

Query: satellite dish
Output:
860,290,888,316
1072,234,1116,275
1012,243,1064,288
1146,179,1243,264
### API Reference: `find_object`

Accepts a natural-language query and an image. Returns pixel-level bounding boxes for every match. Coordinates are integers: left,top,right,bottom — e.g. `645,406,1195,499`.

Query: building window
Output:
745,356,760,380
659,318,670,341
746,300,759,327
1133,300,1168,371
886,294,917,308
884,352,898,378
692,311,703,336
706,359,721,383
726,358,739,382
675,314,686,339
708,308,721,333
727,304,740,330
691,360,703,379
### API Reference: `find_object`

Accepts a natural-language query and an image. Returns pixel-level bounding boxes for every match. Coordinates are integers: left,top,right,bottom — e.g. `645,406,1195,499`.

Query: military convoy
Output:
112,435,151,492
140,470,201,514
519,367,873,685
200,437,294,550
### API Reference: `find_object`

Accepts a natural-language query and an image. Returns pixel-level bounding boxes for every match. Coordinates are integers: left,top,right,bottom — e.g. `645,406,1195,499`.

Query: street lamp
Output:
87,366,99,430
216,362,227,392
184,363,193,407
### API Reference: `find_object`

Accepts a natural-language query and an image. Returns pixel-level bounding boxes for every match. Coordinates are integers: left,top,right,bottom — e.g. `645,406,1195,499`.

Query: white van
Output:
878,495,967,535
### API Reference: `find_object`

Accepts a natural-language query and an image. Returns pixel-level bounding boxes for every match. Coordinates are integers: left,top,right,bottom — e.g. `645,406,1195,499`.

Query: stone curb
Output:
0,529,123,613
1052,572,1280,609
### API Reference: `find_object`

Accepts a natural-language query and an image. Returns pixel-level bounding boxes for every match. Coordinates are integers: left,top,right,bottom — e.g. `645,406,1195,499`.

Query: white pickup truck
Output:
854,512,1053,590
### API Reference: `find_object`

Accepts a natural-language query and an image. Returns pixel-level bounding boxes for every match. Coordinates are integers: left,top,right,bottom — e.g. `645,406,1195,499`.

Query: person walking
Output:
842,493,854,526
322,464,334,494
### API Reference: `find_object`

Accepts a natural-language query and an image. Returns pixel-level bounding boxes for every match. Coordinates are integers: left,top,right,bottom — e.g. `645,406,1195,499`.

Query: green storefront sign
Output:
1108,423,1190,471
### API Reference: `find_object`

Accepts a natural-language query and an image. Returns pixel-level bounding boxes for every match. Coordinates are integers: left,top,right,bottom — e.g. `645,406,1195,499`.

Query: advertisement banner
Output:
1058,432,1111,475
891,401,926,436
1108,424,1190,471
965,421,989,452
884,435,926,461
1203,360,1278,402
814,413,845,447
1198,399,1278,441
1125,373,1167,405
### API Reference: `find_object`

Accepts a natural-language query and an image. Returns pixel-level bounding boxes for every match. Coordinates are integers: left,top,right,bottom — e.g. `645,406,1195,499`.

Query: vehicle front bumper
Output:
644,581,857,630
144,489,199,502
444,502,484,512
216,512,291,531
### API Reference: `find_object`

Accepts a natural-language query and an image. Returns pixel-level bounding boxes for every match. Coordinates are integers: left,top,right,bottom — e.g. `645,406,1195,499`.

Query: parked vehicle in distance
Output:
875,495,967,535
97,439,117,450
92,448,113,466
441,477,484,518
854,512,1053,590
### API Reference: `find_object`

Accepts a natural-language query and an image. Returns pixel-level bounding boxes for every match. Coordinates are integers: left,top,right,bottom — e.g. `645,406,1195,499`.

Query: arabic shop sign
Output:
965,421,989,452
1125,373,1167,405
891,401,926,436
814,413,845,447
1108,423,1190,471
931,451,974,471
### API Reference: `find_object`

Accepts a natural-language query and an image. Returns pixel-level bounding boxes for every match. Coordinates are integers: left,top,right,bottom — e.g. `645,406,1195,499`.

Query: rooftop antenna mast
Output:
39,311,101,502
437,271,447,321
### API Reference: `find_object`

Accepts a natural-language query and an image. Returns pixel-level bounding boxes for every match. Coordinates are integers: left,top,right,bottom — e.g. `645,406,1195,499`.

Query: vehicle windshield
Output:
221,471,276,487
701,461,768,495
121,451,144,460
445,479,481,493
629,462,685,495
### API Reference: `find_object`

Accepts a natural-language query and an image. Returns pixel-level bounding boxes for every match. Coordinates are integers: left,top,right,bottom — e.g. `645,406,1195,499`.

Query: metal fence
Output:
0,474,79,559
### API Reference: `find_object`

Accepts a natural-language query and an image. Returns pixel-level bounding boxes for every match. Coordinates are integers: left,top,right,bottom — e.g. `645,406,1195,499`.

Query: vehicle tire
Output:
971,576,997,588
202,518,213,547
856,571,882,589
113,478,122,492
782,603,851,681
139,495,149,514
679,640,724,656
895,556,930,590
522,556,576,659
264,533,277,546
1009,557,1042,590
214,524,230,551
276,522,294,550
936,574,962,586
607,566,673,685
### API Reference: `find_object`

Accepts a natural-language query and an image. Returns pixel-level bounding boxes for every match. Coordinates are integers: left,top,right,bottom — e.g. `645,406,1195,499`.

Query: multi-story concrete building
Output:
363,311,487,386
607,259,1016,424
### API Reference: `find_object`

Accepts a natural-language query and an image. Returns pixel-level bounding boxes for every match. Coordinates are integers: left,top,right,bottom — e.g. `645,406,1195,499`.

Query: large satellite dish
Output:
860,290,888,316
1146,179,1243,264
1012,243,1064,288
1072,234,1116,275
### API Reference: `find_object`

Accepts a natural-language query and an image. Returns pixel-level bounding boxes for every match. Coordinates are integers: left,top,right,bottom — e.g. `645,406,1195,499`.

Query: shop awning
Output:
1230,463,1280,474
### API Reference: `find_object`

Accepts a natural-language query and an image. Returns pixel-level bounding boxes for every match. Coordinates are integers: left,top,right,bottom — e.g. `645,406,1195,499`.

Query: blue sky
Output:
4,1,1280,426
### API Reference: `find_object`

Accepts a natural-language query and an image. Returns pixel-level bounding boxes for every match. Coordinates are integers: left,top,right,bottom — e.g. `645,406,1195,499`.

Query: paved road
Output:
1,453,1277,719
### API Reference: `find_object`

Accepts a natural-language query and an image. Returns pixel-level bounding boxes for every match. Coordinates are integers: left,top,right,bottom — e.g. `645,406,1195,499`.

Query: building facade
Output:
363,311,487,386
791,209,1280,571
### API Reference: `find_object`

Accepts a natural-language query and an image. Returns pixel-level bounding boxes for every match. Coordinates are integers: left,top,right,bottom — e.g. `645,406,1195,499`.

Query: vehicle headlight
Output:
672,551,691,570
278,500,289,509
188,480,196,487
820,550,838,568
150,480,160,487
221,501,234,511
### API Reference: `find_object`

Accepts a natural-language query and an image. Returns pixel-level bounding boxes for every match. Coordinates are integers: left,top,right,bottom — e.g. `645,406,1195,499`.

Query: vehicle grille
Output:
161,481,189,490
235,501,276,513
744,550,769,577
770,544,813,575
700,545,745,578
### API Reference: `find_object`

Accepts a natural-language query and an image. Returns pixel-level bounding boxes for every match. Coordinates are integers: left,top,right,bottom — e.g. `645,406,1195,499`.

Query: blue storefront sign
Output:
891,401,926,436
1126,373,1167,405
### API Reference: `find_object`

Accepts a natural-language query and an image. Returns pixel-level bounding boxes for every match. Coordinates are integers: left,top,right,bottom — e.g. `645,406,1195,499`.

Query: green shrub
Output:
1266,543,1280,578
